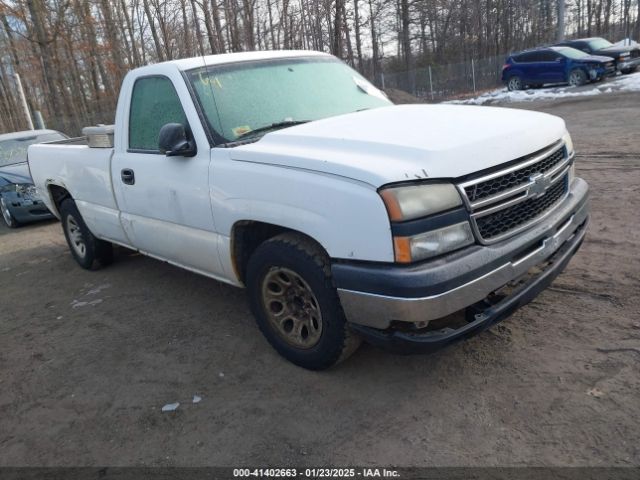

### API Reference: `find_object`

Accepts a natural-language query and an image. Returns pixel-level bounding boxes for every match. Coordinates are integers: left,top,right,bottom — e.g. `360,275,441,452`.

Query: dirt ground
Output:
0,91,639,467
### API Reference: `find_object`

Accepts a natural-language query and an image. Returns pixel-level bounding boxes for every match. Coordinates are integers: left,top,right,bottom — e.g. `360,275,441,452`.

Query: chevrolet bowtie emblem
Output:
528,173,551,198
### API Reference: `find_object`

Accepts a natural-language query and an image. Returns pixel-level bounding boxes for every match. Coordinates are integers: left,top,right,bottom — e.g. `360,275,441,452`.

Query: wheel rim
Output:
569,72,581,86
508,77,521,90
261,267,323,349
1,197,13,226
66,215,87,258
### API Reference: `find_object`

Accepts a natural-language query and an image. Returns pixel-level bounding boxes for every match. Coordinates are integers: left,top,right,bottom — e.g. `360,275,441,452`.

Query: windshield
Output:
588,38,613,50
0,132,65,166
187,56,392,143
557,47,590,59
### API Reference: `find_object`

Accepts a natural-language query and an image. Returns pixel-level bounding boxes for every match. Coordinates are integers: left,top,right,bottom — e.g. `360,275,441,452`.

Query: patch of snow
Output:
448,71,640,105
70,298,103,308
613,38,638,47
192,395,202,404
86,284,111,295
161,402,180,412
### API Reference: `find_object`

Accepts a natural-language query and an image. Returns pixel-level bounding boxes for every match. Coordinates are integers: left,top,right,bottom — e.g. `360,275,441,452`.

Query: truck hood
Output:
596,45,639,55
231,104,566,187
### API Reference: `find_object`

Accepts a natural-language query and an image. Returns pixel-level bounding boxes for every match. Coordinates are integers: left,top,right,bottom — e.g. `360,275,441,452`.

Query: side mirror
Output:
158,123,197,157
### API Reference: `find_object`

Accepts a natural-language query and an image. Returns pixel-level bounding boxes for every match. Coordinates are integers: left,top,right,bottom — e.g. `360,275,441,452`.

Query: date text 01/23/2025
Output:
233,468,400,478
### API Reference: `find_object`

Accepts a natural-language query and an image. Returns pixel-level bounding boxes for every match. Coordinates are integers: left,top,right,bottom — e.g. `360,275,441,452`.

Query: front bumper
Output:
618,57,640,71
333,177,589,331
5,194,54,223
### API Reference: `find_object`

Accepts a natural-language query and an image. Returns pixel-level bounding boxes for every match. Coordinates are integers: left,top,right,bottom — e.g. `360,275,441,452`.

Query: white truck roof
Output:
137,50,332,75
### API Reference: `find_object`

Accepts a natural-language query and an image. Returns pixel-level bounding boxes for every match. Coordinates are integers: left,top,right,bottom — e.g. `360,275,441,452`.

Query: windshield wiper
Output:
235,120,309,140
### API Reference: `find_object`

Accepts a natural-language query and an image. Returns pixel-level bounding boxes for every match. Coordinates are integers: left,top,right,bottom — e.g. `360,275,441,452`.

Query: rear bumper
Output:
333,178,589,330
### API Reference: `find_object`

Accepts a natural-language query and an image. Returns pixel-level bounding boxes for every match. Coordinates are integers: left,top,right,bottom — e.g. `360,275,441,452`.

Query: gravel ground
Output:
0,91,638,467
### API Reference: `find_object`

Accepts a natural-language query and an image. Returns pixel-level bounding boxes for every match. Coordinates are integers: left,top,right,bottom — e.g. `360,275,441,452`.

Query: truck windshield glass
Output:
0,133,65,166
588,38,613,50
187,57,392,143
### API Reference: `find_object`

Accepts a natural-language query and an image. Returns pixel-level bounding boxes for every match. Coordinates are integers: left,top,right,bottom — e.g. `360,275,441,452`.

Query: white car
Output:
28,50,590,369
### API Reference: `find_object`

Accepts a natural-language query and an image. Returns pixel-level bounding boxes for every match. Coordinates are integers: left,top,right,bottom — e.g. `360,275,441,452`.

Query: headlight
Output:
380,183,462,221
562,130,574,157
15,184,38,199
394,222,475,263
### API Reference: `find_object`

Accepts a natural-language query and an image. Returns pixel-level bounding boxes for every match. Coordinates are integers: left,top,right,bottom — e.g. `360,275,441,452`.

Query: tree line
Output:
1,0,638,135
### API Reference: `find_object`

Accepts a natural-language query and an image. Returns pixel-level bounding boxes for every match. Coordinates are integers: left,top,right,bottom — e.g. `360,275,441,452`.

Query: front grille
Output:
631,50,640,59
475,175,568,240
464,145,566,203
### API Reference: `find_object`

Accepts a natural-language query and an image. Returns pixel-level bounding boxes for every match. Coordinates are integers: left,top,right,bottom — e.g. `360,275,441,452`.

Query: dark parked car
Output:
502,46,616,91
0,129,67,228
555,37,640,73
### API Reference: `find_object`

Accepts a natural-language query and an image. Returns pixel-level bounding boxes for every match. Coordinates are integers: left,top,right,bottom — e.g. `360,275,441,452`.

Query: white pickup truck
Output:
28,50,589,369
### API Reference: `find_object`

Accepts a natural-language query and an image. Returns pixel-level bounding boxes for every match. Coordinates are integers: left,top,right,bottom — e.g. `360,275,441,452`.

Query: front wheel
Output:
59,198,113,270
246,233,360,370
507,75,523,91
1,196,19,228
568,69,587,87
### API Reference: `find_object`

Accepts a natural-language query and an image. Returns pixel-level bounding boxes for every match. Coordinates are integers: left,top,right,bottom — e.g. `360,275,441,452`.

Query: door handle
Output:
121,168,135,185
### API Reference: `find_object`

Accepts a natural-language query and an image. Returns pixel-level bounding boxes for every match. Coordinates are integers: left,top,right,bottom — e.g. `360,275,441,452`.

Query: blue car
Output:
502,46,616,91
0,129,67,228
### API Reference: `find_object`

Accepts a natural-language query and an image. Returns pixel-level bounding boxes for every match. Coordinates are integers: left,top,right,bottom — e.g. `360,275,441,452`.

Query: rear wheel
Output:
60,198,113,269
507,75,523,91
246,232,360,370
0,196,19,228
568,69,587,87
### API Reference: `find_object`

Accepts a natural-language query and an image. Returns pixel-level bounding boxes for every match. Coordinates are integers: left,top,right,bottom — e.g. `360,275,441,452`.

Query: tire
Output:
246,232,361,370
568,69,587,87
59,198,113,270
1,195,19,228
507,75,523,91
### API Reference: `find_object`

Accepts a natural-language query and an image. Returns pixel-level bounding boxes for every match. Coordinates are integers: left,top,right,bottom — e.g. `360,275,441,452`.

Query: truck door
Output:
111,73,225,279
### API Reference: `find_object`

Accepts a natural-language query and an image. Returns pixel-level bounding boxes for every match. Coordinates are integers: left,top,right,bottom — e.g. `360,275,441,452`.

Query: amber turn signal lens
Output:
393,237,412,263
380,189,404,221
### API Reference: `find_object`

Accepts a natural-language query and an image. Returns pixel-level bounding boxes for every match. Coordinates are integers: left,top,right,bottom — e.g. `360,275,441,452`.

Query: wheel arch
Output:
230,220,329,285
45,183,73,218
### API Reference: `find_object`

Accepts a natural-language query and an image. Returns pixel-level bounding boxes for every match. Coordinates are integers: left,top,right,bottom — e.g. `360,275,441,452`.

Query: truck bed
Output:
28,142,124,243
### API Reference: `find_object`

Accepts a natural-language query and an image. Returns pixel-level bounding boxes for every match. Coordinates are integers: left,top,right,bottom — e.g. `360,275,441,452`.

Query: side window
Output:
129,76,188,151
579,42,591,53
516,52,538,63
539,51,558,61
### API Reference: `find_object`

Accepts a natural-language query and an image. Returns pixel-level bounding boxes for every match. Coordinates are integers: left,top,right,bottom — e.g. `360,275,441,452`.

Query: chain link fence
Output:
379,54,507,102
